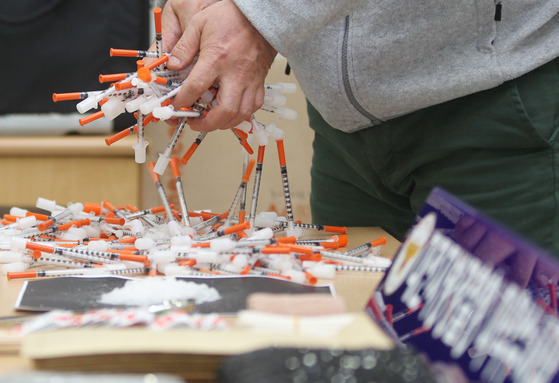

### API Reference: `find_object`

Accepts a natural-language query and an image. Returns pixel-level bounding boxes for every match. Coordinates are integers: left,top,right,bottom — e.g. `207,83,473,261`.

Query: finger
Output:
189,81,244,131
171,53,218,113
226,85,261,130
168,13,203,71
219,78,265,130
161,7,185,53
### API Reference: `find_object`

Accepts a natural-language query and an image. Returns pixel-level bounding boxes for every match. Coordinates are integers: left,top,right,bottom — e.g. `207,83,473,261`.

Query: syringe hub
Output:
2,261,29,275
249,227,274,240
266,123,284,140
210,238,235,252
76,96,98,114
285,226,303,239
135,237,156,250
101,97,126,121
9,207,28,217
17,216,37,230
200,89,216,104
140,97,161,115
171,235,192,247
167,220,183,237
265,82,297,95
307,263,336,280
264,94,287,107
0,251,25,264
283,269,306,284
125,95,148,113
36,197,63,213
65,202,84,214
10,237,28,252
254,212,278,228
276,107,298,120
87,240,109,252
129,219,145,235
152,106,174,120
150,250,175,264
132,141,149,164
153,152,171,175
253,129,269,146
278,82,297,94
363,256,392,268
61,227,88,241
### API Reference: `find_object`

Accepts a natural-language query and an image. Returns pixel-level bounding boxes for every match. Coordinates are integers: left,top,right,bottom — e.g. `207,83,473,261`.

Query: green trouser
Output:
309,58,559,257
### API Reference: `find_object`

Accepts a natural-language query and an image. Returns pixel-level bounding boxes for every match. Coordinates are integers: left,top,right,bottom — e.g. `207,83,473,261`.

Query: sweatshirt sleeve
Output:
231,0,369,55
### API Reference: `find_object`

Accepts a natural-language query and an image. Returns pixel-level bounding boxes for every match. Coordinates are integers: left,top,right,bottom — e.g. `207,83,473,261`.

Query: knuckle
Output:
254,91,265,110
188,76,206,91
219,103,237,118
239,104,254,120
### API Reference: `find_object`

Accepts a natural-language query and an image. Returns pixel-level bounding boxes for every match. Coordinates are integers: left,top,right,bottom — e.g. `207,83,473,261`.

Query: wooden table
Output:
0,136,141,210
0,227,400,381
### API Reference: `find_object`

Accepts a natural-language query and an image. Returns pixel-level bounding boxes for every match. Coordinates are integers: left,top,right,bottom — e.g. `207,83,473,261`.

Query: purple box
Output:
369,187,559,383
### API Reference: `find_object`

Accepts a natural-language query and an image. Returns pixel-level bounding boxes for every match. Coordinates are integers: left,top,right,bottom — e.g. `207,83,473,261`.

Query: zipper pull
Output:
494,1,502,21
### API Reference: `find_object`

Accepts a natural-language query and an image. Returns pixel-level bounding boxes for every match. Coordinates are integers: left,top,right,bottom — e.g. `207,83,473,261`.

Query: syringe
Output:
344,237,387,257
275,138,297,235
36,203,84,232
260,104,298,120
152,105,204,120
248,145,266,231
194,221,251,242
273,221,347,234
264,82,297,95
180,131,207,165
238,154,250,224
191,212,228,233
6,264,148,280
147,162,175,223
170,157,191,227
153,7,163,59
318,248,392,268
124,205,166,220
102,200,128,219
153,117,188,175
110,48,160,59
52,91,103,103
223,159,255,228
231,128,254,155
105,124,138,146
132,110,148,163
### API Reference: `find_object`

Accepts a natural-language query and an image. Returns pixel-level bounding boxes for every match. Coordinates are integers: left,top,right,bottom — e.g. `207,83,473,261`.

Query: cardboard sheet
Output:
15,275,332,315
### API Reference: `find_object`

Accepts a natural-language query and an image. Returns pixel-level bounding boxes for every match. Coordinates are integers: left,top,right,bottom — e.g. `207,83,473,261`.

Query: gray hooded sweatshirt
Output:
233,0,559,132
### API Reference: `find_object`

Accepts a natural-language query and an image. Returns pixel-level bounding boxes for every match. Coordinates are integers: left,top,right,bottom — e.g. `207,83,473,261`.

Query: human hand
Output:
165,0,277,132
159,0,219,54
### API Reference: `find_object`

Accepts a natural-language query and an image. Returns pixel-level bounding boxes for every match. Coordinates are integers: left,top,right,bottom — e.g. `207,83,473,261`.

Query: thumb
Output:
168,21,202,71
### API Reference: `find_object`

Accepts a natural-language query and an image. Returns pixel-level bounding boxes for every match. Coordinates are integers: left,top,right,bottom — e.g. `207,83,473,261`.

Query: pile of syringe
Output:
51,6,298,169
50,6,313,237
0,196,390,282
0,7,392,283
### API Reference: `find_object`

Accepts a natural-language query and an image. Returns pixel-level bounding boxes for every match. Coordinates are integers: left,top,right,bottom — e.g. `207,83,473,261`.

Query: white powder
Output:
99,277,221,306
